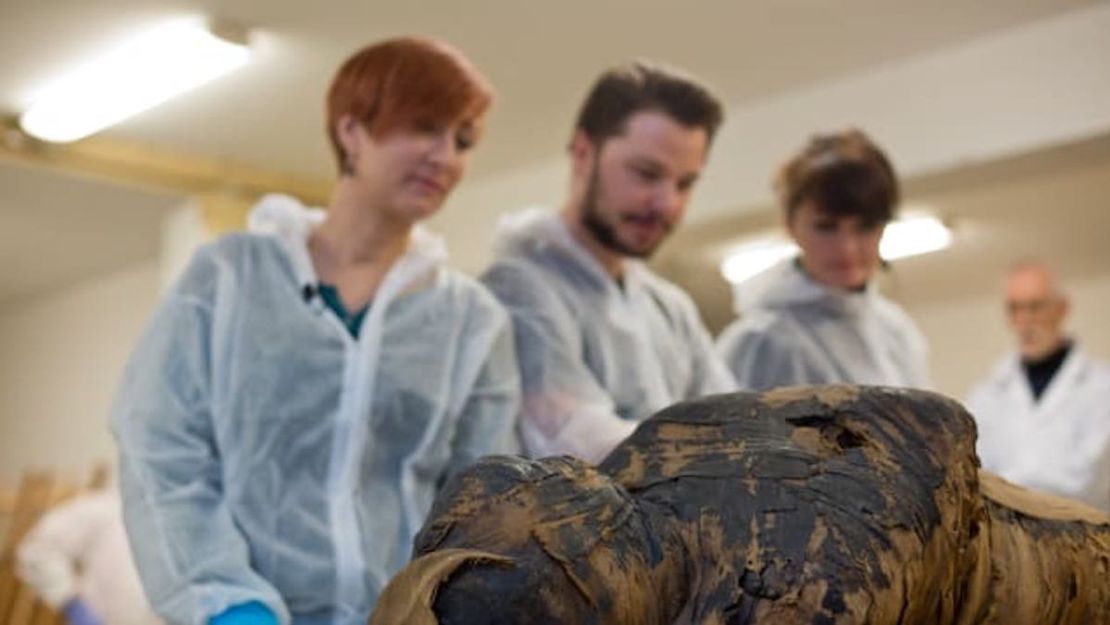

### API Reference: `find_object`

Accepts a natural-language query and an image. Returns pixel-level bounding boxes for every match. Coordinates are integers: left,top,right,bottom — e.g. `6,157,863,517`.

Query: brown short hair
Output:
776,129,899,226
572,61,724,147
325,37,494,173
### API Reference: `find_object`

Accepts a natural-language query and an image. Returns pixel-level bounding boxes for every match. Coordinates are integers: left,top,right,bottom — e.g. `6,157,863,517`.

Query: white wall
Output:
159,199,206,292
0,196,201,486
909,272,1110,401
0,260,160,484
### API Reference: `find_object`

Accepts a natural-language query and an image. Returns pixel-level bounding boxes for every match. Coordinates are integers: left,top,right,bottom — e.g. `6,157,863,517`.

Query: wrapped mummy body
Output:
371,386,1110,624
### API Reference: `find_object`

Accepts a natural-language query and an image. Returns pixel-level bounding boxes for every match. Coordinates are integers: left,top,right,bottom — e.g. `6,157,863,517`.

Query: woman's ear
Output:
334,114,365,175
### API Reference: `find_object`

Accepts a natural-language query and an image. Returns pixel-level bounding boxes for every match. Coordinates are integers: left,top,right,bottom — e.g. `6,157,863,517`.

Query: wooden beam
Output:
0,121,332,207
197,192,256,236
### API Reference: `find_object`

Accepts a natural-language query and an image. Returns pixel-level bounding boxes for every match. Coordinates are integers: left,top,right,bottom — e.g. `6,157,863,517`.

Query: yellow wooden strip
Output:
0,120,332,206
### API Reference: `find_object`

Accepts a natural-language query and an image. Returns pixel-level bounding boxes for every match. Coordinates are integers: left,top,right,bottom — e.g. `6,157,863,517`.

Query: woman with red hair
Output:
112,37,519,625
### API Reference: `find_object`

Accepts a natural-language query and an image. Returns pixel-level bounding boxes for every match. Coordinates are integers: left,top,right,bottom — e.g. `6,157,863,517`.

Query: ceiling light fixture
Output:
878,214,953,261
20,18,250,143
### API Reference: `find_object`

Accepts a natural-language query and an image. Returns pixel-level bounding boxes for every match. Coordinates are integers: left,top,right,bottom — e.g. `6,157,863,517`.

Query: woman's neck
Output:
313,180,412,274
795,257,868,292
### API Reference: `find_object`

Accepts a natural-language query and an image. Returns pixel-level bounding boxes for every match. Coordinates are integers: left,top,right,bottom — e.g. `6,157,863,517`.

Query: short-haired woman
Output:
717,129,930,391
112,37,520,625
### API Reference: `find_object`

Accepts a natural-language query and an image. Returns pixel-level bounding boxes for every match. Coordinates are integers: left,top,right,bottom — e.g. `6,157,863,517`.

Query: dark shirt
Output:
317,283,369,338
1022,341,1072,401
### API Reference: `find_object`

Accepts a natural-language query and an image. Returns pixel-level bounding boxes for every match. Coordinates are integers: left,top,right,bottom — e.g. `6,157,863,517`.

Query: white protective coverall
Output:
111,194,521,625
481,207,735,463
716,259,931,392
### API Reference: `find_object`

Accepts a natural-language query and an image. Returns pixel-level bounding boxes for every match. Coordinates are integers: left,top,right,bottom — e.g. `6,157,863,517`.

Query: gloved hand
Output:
15,545,76,608
61,598,103,625
209,601,279,625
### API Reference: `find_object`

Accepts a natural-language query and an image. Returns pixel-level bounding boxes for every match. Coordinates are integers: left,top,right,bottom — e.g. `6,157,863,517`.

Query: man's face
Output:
575,110,708,258
1005,267,1068,360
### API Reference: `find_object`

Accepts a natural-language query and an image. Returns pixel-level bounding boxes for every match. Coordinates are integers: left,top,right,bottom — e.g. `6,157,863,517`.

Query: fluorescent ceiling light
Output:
720,239,797,285
20,19,250,143
720,213,952,285
879,214,952,260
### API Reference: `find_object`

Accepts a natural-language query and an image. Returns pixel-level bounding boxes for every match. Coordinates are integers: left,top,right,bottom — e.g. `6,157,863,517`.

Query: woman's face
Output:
341,114,483,222
787,200,885,290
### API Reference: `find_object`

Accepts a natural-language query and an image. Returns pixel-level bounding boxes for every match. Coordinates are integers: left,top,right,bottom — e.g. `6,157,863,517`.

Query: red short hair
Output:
325,37,494,173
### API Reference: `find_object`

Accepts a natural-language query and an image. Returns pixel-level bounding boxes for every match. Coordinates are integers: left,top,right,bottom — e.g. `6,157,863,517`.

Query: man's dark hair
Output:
573,61,724,147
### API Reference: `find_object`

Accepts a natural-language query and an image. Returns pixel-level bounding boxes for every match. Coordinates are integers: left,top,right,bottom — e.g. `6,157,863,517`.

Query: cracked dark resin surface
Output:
371,386,1110,624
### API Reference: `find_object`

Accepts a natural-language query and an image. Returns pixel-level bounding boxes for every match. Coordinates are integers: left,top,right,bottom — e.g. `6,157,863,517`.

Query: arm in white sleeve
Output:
483,263,636,464
716,318,815,392
445,305,523,476
15,494,108,608
111,281,289,625
674,291,738,397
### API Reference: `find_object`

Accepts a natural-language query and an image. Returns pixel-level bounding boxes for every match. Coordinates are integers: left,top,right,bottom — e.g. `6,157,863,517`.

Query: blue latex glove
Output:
62,598,103,625
209,601,279,625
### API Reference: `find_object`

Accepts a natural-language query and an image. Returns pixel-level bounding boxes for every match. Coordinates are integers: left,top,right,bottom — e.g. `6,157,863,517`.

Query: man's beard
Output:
579,162,665,259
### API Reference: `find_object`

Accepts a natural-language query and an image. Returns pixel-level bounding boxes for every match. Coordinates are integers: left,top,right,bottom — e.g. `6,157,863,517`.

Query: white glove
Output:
16,540,77,608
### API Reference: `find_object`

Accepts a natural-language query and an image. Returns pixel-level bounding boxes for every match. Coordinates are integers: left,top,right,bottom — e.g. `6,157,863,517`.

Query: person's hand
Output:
14,546,75,608
61,598,103,625
209,601,279,625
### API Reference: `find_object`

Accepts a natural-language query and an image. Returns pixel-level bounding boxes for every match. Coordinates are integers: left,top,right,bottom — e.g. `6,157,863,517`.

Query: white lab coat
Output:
16,490,162,625
966,345,1110,512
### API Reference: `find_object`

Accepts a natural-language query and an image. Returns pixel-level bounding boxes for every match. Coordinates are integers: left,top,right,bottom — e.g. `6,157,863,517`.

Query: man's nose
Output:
650,182,681,216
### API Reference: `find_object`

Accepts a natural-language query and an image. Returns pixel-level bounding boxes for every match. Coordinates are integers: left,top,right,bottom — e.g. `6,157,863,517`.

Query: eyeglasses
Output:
1006,299,1057,316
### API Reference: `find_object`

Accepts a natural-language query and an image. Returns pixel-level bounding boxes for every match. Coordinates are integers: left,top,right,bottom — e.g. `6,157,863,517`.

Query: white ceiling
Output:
0,0,1097,179
0,0,1102,305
